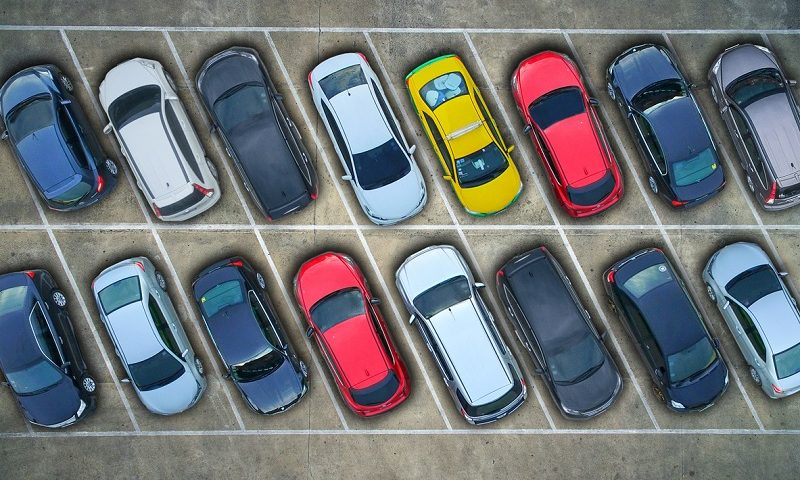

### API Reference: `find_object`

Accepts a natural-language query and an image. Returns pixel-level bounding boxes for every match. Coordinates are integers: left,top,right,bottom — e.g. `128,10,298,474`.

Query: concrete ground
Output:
1,1,800,478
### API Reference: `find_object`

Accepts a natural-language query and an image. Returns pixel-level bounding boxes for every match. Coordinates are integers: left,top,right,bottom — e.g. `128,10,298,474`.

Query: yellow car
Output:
406,54,522,216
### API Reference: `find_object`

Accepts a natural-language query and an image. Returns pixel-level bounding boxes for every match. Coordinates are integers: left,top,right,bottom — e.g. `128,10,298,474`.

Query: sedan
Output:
294,252,409,416
0,270,97,427
607,44,725,207
197,47,318,220
512,52,623,217
497,247,622,419
703,242,800,398
709,44,800,210
604,248,728,412
193,257,308,414
1,65,118,210
309,53,426,225
92,257,206,415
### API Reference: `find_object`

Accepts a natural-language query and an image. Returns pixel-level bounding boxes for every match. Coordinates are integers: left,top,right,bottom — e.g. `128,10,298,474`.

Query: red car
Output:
511,51,623,217
294,252,410,416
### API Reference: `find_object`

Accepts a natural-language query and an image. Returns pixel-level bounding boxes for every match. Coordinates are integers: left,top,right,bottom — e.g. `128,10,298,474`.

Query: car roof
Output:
743,93,800,183
0,277,42,370
748,291,800,354
207,301,270,366
323,312,389,389
15,122,81,193
612,45,680,101
106,301,163,364
646,96,712,164
327,82,391,154
542,111,608,187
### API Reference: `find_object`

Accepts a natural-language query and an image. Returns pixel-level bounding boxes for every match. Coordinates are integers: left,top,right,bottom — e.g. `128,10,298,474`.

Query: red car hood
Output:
297,254,359,308
543,113,608,188
323,313,389,389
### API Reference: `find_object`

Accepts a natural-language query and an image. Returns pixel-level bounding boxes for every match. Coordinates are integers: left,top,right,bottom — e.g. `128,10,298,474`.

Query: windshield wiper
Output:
555,361,605,386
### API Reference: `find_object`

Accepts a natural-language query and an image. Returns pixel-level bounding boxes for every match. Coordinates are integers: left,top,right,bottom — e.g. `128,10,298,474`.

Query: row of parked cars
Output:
1,240,799,428
3,43,800,223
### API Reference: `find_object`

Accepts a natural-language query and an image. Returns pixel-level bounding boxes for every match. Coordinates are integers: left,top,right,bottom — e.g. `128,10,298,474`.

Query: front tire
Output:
52,290,67,308
750,366,762,386
648,176,658,194
194,357,204,375
706,284,716,303
81,375,96,394
607,83,616,100
105,158,118,176
58,74,74,93
155,271,167,291
256,272,266,290
747,175,755,193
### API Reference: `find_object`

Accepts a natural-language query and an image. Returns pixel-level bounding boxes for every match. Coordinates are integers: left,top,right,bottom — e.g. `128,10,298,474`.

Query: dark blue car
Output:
607,44,725,207
0,65,118,211
0,270,97,427
604,248,729,412
192,257,308,415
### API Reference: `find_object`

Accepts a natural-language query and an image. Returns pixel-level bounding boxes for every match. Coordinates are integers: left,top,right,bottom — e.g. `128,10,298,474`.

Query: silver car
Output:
396,245,526,424
703,242,800,398
709,44,800,210
92,257,206,414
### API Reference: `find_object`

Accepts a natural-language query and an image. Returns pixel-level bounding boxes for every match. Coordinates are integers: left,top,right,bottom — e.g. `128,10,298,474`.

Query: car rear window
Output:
0,286,28,316
672,148,718,186
128,349,185,391
98,276,141,314
528,87,585,130
566,170,615,206
319,65,366,99
310,288,365,333
50,180,92,205
413,276,471,318
108,85,161,129
199,280,244,318
457,366,522,418
158,188,206,217
7,96,53,141
725,265,782,307
774,341,800,380
455,143,509,188
622,263,673,299
350,371,399,406
420,72,468,109
352,138,410,190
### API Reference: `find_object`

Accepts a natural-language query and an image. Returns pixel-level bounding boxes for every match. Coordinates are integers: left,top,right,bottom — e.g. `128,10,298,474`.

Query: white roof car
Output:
99,58,221,221
309,52,427,225
92,257,206,415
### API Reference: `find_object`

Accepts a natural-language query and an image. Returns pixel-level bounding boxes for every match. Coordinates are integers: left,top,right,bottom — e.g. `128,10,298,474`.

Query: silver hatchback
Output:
703,242,800,398
92,257,206,414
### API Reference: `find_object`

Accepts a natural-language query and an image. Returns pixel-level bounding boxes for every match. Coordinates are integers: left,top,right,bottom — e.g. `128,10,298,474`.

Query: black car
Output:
606,44,724,207
0,65,118,211
196,47,318,220
0,270,97,427
497,247,622,419
192,257,308,414
603,248,729,412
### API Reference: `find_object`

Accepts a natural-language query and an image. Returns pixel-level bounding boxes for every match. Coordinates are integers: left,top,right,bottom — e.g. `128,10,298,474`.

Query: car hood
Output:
749,292,800,353
668,359,728,409
236,357,304,413
1,71,52,114
16,125,77,191
718,45,777,90
552,358,620,415
138,369,200,415
708,242,769,287
613,46,680,101
358,163,424,222
17,377,81,426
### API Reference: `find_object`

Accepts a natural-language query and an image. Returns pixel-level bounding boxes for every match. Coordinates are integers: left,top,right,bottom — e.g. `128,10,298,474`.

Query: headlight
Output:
711,61,721,76
76,399,87,417
724,372,729,385
670,400,685,409
561,404,582,416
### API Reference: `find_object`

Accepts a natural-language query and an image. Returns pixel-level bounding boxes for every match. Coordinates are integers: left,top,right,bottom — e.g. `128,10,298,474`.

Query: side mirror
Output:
103,123,113,135
181,348,189,359
442,175,452,181
121,378,131,384
369,297,381,305
688,83,698,89
522,124,532,135
60,98,72,105
722,300,730,310
788,79,797,87
507,144,515,153
655,367,665,380
409,315,415,324
533,367,544,375
274,93,284,101
474,282,485,289
341,174,352,181
0,130,7,140
779,271,790,277
62,361,71,369
408,145,417,155
720,104,729,113
223,372,231,380
209,124,217,134
600,330,608,341
713,337,721,349
306,327,314,338
589,97,600,107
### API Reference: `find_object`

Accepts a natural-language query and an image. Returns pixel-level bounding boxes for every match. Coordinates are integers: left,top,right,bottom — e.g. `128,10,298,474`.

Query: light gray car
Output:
708,44,800,210
92,257,206,414
395,245,526,425
703,242,800,398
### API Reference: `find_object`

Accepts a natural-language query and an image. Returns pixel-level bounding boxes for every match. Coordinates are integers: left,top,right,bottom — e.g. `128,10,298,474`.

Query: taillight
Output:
24,271,35,279
357,52,368,63
307,71,313,87
460,407,467,418
496,269,505,278
310,191,318,201
96,175,105,193
606,270,615,283
265,214,273,221
151,203,161,218
765,181,777,205
193,183,214,197
227,260,244,268
134,261,145,271
772,384,783,394
671,199,688,207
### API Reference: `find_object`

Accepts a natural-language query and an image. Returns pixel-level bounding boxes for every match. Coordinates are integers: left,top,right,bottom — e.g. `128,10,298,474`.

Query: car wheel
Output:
750,366,762,386
607,83,615,100
194,357,204,375
206,158,218,180
747,175,755,193
155,271,167,291
706,284,716,303
52,290,67,308
648,176,658,194
58,74,74,93
652,383,666,403
81,375,96,394
104,158,118,176
299,361,308,377
256,272,266,290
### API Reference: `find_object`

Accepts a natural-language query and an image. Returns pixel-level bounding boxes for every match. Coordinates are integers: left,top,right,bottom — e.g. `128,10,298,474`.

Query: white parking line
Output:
161,31,351,431
564,32,765,430
362,32,557,430
59,30,247,431
263,30,457,430
464,32,662,430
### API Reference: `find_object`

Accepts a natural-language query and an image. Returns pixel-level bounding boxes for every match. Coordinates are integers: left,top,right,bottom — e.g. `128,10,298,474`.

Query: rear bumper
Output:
268,191,313,220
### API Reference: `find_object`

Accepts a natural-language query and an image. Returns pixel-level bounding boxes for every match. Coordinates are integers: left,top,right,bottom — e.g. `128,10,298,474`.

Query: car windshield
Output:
667,336,717,384
7,96,53,141
5,358,63,395
633,79,686,113
352,138,411,190
128,349,185,391
774,341,800,380
528,87,585,130
549,333,605,385
108,85,161,129
0,285,28,316
726,68,785,109
455,143,508,188
413,275,471,318
50,180,92,205
420,72,468,109
725,265,782,307
310,288,365,333
98,276,142,315
199,280,244,318
319,65,367,99
213,83,269,133
622,263,673,299
671,147,718,186
231,348,284,383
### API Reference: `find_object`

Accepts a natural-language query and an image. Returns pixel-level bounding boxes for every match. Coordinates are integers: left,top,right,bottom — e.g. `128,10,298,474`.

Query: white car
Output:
99,58,220,221
309,52,427,225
